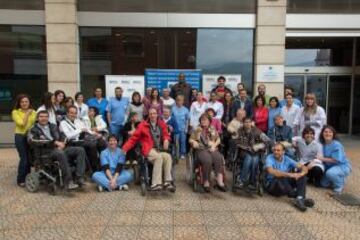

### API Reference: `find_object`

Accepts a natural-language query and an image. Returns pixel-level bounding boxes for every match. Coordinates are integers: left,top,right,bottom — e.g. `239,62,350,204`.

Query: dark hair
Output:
150,88,161,102
285,93,293,98
107,134,118,142
319,125,338,144
54,90,66,104
115,86,122,91
254,95,266,107
131,91,141,104
243,117,253,123
42,92,54,110
67,105,77,113
14,94,32,110
274,142,286,150
64,97,74,105
285,86,294,92
269,96,279,108
74,92,84,101
239,88,247,93
237,83,245,88
206,108,216,117
199,113,212,124
217,76,226,82
302,126,315,138
88,106,99,116
93,87,103,97
37,110,49,118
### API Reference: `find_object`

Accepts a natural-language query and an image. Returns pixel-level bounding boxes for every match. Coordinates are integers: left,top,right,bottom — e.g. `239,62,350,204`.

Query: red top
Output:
253,106,269,133
122,119,170,156
211,118,223,134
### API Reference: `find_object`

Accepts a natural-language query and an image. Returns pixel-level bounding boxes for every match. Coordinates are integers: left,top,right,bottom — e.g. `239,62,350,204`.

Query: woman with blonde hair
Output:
293,93,326,140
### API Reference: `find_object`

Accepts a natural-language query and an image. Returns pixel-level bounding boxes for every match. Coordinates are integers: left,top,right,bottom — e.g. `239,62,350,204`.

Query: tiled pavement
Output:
0,137,359,240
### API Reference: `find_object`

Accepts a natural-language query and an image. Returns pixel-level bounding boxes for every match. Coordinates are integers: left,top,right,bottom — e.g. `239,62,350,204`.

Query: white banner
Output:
105,75,145,99
202,74,241,97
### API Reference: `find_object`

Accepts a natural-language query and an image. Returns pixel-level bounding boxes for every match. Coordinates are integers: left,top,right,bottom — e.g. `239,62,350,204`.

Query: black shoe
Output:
304,198,315,208
164,182,176,193
203,186,211,193
76,177,86,187
214,184,228,192
294,198,307,212
234,180,244,189
287,190,297,199
247,184,256,191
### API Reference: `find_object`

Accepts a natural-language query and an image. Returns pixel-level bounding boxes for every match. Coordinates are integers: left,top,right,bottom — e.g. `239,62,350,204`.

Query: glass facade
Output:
287,0,360,14
0,0,44,10
78,0,255,13
0,25,47,121
353,76,360,135
80,27,254,98
285,38,353,66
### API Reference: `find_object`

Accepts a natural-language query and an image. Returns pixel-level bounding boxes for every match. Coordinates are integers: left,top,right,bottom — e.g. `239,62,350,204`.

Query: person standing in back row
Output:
171,73,192,108
87,88,108,121
107,87,129,141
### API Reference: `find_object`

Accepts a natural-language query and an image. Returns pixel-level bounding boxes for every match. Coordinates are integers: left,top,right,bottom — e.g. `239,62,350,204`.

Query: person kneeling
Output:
265,143,315,212
122,108,175,192
92,135,133,192
28,110,86,190
189,113,227,193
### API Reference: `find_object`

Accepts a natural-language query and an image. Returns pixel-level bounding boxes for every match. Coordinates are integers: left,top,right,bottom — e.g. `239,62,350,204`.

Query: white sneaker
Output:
97,185,104,192
119,184,129,191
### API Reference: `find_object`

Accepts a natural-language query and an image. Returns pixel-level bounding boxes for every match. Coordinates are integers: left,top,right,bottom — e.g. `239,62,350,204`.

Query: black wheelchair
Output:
25,139,64,195
230,144,267,196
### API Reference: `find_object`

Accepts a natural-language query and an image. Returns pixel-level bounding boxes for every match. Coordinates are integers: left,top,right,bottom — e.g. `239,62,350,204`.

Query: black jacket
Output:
28,122,63,143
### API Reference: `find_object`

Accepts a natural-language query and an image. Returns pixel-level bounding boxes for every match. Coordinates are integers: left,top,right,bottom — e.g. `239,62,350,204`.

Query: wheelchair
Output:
25,139,64,195
230,145,267,196
185,147,226,193
135,146,177,196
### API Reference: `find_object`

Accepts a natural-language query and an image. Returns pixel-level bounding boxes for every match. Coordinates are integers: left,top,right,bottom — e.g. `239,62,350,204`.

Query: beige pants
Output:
147,149,173,186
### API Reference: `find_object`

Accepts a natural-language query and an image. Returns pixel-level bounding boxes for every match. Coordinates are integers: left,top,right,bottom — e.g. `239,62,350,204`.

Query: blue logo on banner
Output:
145,69,202,92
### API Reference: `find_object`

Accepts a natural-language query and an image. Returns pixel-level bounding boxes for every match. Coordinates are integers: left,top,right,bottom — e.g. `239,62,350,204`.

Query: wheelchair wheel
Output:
140,182,147,196
231,163,237,193
193,175,200,192
185,153,193,185
133,165,140,185
25,173,40,193
48,183,57,196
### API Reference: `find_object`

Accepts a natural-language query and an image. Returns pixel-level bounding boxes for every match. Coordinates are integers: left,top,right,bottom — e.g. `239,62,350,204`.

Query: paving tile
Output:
144,199,173,211
272,225,315,240
1,213,50,230
262,212,299,225
141,211,173,226
241,226,279,240
174,226,207,240
173,199,202,211
138,226,172,240
116,199,145,211
174,211,204,226
207,226,244,240
108,211,142,226
101,226,139,239
3,228,35,240
203,211,236,226
232,211,267,226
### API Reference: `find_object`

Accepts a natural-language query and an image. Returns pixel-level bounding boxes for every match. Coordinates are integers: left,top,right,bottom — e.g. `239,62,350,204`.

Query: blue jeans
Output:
110,124,123,143
321,165,351,193
92,169,133,191
240,153,260,184
178,131,187,156
15,134,30,184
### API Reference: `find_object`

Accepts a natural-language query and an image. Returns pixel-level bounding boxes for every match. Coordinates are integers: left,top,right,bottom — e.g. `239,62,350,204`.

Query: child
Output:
206,108,222,134
171,95,189,160
162,107,179,140
122,112,140,165
92,135,134,192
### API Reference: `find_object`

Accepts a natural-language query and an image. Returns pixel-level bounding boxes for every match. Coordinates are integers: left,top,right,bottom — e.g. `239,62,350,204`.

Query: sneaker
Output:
150,184,162,191
214,184,228,192
234,180,244,189
247,184,256,191
67,181,79,190
125,160,130,165
97,185,104,192
180,155,186,160
304,198,315,208
164,182,176,193
76,177,86,187
18,182,25,188
294,198,307,212
119,184,129,191
132,160,138,165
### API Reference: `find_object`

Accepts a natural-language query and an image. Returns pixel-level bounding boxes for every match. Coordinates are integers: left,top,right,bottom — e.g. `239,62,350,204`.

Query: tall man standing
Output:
171,73,192,108
107,87,129,140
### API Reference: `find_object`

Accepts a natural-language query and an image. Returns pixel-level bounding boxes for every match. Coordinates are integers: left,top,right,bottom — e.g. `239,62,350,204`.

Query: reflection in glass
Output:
0,25,47,121
287,0,360,14
284,75,305,103
353,76,360,135
306,75,327,110
0,0,44,10
196,29,254,94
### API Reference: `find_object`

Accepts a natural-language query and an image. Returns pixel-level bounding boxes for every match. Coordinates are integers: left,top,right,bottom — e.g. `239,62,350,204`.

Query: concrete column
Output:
255,0,287,99
45,0,80,97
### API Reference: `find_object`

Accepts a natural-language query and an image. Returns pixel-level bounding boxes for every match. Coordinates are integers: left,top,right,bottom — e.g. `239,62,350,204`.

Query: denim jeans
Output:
178,131,187,156
110,124,123,143
15,134,30,184
321,165,351,193
240,153,260,184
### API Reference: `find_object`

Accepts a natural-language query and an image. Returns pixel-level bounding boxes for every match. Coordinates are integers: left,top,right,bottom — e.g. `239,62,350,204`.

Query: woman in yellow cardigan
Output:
11,94,36,187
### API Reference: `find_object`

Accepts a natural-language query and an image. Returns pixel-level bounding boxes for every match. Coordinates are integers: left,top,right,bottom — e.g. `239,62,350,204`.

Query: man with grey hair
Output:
161,88,175,109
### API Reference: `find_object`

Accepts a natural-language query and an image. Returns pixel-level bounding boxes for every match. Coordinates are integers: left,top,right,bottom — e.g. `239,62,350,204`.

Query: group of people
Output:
11,73,352,211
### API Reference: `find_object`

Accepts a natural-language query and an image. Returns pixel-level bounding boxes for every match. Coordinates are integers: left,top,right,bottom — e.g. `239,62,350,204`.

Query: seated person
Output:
83,106,108,137
122,112,140,165
318,125,352,194
265,143,315,212
206,108,222,134
28,110,86,190
92,135,134,192
189,113,227,193
235,117,269,190
162,107,179,143
268,114,295,158
122,108,175,191
227,108,246,161
60,106,106,173
293,126,324,187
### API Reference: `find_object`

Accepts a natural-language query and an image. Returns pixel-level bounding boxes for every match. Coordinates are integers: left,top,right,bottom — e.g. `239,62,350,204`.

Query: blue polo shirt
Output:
107,97,129,126
100,147,125,174
171,105,189,132
86,97,108,120
265,154,298,184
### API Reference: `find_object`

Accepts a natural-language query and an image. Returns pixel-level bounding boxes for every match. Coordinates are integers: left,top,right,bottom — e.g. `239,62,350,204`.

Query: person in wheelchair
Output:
265,143,315,212
122,108,175,191
234,117,270,190
189,113,227,192
28,110,86,190
83,106,108,138
92,135,134,192
268,114,295,158
60,106,107,172
227,108,246,162
162,107,180,159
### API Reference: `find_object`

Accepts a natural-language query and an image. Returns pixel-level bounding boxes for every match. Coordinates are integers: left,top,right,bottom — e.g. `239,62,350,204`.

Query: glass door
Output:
306,75,328,110
284,75,305,102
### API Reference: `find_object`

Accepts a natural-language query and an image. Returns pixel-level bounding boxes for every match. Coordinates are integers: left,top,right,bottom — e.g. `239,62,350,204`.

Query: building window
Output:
0,25,47,121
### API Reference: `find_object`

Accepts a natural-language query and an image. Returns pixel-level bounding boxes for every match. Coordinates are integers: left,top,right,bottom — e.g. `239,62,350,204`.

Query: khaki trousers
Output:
147,149,173,185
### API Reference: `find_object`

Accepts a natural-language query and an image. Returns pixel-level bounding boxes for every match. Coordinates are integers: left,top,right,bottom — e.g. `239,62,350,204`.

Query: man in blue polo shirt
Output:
86,87,108,121
265,143,315,212
107,87,129,141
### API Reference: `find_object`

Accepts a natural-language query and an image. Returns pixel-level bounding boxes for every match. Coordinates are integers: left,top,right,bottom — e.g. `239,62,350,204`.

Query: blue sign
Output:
145,69,202,92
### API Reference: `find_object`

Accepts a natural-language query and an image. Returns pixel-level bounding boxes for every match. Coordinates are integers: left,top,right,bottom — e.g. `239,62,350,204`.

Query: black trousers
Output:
84,138,107,172
307,166,323,186
196,149,223,182
266,176,306,198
